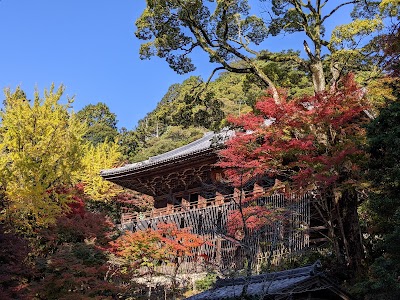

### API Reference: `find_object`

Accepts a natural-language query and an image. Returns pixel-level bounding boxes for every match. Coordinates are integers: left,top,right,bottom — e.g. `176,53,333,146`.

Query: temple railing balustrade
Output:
119,191,312,275
120,190,260,225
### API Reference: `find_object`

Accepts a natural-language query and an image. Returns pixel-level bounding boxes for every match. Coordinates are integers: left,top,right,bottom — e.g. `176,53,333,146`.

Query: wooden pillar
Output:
216,237,222,266
253,182,264,197
215,191,224,206
166,202,174,214
234,187,241,203
182,192,190,210
198,194,206,208
273,179,286,194
165,193,173,215
182,198,189,211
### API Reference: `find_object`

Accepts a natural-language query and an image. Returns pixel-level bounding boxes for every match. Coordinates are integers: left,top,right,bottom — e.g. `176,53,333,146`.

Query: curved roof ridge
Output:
148,131,215,162
100,130,234,177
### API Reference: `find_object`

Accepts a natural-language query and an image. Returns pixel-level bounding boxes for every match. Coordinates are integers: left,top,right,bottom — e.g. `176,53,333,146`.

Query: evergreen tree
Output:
360,100,400,299
76,102,119,145
136,0,385,101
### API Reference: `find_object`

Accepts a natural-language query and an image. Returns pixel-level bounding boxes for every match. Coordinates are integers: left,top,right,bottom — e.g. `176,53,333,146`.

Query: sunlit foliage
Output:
0,85,85,232
219,75,370,273
75,140,123,201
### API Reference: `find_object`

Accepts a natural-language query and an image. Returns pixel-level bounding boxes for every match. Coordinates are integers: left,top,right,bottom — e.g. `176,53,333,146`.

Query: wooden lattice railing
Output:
120,191,259,225
119,192,311,275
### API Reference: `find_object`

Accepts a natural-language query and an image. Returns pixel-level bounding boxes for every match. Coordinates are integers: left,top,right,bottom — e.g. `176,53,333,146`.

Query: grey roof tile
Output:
186,261,324,300
100,129,234,177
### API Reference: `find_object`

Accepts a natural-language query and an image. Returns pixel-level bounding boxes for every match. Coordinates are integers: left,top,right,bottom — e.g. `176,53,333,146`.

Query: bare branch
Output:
321,0,329,8
321,1,358,23
306,0,318,15
227,37,259,56
193,67,225,96
180,42,200,54
303,40,315,60
205,67,225,87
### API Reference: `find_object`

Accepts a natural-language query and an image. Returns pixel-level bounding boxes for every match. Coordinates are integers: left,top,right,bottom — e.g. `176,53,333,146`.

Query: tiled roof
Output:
185,261,347,300
100,129,234,177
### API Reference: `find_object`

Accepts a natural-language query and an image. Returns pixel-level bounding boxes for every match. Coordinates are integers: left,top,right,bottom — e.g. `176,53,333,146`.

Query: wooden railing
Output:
118,192,311,275
120,193,237,225
120,188,268,225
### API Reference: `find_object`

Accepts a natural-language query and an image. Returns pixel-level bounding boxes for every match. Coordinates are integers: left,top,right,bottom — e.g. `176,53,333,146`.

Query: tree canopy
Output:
75,140,123,201
359,96,400,299
136,0,386,101
0,85,85,231
76,102,119,145
219,75,369,272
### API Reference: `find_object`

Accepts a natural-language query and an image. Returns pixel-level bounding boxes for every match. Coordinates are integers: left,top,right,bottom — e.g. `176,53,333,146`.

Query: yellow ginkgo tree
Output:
75,140,123,201
0,85,85,232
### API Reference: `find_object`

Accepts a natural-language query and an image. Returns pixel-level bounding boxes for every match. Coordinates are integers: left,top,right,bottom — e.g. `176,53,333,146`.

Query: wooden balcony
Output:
121,193,236,225
118,191,312,275
120,188,289,226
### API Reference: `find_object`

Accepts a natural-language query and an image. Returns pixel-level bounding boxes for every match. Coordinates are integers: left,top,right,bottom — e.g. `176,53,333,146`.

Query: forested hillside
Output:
108,56,314,163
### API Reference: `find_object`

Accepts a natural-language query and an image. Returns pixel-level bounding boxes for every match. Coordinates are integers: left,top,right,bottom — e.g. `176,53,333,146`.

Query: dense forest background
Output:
0,1,399,299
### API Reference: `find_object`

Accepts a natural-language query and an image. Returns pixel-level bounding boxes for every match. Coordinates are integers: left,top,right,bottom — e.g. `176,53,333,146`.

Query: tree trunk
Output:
252,64,281,104
318,190,363,274
310,60,326,93
330,61,341,91
171,262,179,300
241,247,253,298
339,189,364,274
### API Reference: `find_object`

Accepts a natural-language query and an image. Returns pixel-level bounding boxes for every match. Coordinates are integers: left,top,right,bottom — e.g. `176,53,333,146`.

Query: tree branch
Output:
293,0,310,31
205,67,225,87
193,67,226,96
321,1,359,23
303,40,315,60
292,0,318,43
321,0,329,9
180,42,200,55
257,51,307,68
227,37,259,56
306,0,317,15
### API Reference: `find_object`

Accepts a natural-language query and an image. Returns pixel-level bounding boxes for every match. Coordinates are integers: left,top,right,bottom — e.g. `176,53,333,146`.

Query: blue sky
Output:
0,1,351,130
0,0,196,129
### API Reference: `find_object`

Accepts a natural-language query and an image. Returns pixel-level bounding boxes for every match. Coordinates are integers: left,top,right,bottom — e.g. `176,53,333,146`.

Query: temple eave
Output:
102,149,218,195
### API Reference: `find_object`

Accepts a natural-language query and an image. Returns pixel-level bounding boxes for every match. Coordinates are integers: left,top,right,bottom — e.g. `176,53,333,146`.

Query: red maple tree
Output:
227,204,286,237
30,185,123,300
0,224,32,300
219,75,369,273
111,223,207,295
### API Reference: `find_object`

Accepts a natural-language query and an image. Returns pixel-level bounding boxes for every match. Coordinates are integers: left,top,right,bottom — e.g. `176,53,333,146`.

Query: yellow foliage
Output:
361,76,398,109
380,0,400,17
0,85,85,231
331,18,383,48
75,140,123,201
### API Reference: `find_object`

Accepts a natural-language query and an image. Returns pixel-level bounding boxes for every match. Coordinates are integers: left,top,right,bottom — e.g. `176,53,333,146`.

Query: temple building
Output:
101,130,313,273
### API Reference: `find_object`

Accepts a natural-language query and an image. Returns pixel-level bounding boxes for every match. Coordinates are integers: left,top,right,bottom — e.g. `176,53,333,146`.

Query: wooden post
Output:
198,194,206,208
182,198,189,211
215,191,224,206
234,187,241,203
167,203,173,214
253,182,264,197
216,238,222,266
182,192,190,210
